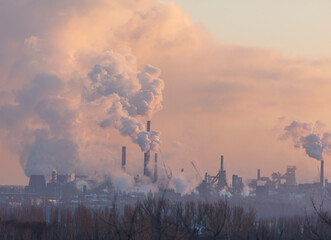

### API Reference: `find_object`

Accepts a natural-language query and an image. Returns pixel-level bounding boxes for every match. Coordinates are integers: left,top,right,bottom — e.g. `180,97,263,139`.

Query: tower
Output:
154,153,158,183
144,121,151,177
122,146,126,170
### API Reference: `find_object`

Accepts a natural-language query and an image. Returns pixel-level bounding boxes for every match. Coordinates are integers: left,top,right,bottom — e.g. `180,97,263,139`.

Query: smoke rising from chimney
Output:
280,120,331,161
87,51,164,152
0,49,164,177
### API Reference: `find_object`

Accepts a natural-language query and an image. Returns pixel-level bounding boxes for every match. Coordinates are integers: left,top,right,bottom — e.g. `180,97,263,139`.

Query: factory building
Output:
14,123,331,206
25,175,46,194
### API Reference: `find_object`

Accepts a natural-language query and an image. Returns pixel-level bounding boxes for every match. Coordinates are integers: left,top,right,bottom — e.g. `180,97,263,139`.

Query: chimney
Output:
221,155,224,171
153,153,158,183
144,121,151,177
51,170,57,183
144,151,151,176
321,160,324,187
257,169,261,180
147,120,151,132
122,146,126,170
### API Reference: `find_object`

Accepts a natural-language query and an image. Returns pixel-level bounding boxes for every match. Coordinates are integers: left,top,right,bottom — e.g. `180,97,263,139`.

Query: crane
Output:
191,161,203,180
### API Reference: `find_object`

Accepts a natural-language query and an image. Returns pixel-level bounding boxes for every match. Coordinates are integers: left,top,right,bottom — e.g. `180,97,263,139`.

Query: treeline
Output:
0,198,330,240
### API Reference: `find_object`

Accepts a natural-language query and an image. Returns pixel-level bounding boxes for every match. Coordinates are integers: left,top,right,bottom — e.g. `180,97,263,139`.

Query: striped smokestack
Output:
122,146,126,170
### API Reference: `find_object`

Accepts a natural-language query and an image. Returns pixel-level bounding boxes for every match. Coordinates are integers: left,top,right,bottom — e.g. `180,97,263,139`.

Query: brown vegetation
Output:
0,198,331,240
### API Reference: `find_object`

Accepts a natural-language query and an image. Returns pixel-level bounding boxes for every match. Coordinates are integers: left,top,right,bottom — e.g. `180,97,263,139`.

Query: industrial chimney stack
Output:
153,153,158,183
51,170,57,183
122,146,126,171
147,120,151,132
321,160,324,187
144,121,151,177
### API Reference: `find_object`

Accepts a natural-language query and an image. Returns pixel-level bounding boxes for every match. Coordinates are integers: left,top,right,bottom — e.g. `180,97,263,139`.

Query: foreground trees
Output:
0,198,331,240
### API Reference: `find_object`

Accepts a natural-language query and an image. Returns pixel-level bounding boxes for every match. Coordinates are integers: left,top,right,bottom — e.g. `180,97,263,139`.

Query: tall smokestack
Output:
221,155,224,171
154,153,158,183
144,151,151,176
144,121,151,177
257,169,261,180
147,120,151,132
122,146,126,170
51,170,57,183
321,160,324,187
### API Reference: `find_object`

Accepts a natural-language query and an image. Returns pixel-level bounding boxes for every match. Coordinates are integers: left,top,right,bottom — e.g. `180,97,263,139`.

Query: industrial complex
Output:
0,121,329,218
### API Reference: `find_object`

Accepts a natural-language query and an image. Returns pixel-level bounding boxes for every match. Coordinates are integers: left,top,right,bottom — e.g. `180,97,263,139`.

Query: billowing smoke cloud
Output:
280,120,331,160
0,48,164,176
0,0,170,179
300,134,323,160
23,130,79,176
0,74,79,176
85,50,164,152
2,0,331,185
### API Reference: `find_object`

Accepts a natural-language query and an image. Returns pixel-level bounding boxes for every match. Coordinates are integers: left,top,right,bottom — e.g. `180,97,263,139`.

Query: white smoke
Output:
0,74,79,176
219,189,232,198
0,0,174,180
111,172,135,192
0,49,164,177
280,120,331,161
300,134,323,160
85,50,164,152
172,177,189,195
23,130,79,176
241,185,251,197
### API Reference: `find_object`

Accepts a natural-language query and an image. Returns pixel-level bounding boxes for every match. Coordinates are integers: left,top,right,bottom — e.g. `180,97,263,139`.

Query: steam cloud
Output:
0,74,79,176
0,49,164,177
86,51,164,152
280,120,331,160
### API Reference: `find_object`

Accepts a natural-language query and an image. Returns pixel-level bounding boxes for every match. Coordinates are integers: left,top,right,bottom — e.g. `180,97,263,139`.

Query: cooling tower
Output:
28,175,46,193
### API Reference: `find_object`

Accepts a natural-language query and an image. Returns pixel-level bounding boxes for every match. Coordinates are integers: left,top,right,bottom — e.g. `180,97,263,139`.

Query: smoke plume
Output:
0,48,164,177
3,0,331,185
87,51,164,152
0,0,171,180
280,120,331,160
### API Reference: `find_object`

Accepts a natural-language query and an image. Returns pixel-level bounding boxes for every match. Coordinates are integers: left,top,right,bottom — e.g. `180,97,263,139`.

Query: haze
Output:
0,0,330,187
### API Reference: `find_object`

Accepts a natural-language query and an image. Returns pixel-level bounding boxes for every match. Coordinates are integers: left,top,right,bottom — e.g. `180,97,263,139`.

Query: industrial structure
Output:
0,119,329,211
14,152,330,201
196,155,244,197
122,146,126,171
144,120,152,177
154,153,158,183
246,159,326,197
193,154,328,199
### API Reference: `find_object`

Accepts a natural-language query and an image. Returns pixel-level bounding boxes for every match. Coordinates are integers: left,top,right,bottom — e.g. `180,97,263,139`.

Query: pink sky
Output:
0,0,331,187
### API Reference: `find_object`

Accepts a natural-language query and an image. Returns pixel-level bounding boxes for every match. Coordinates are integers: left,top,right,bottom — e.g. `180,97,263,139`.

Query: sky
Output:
170,0,331,58
0,0,331,191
